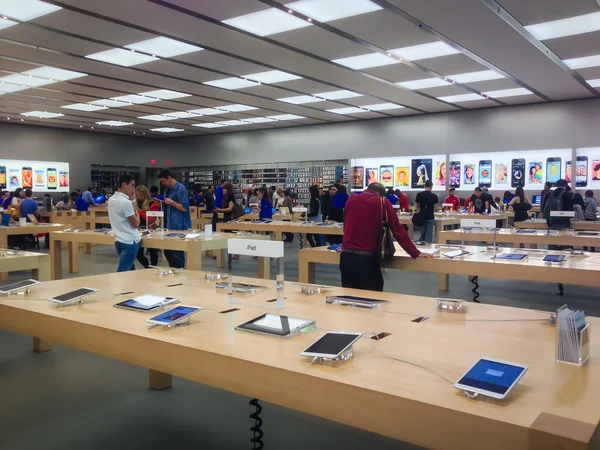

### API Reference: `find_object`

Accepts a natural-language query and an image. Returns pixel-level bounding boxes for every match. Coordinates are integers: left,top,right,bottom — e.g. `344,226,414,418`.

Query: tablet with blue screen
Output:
454,358,528,399
146,305,200,326
494,254,527,261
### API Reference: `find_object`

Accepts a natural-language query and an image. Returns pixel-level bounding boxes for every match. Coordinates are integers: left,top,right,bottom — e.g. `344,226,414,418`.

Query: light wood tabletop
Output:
0,249,50,282
49,230,271,280
217,221,344,243
397,216,462,242
298,243,600,292
440,228,600,248
0,270,598,449
515,220,600,231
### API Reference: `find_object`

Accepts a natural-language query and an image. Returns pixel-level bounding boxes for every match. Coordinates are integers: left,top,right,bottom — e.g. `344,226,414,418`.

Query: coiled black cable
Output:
249,398,264,449
471,276,480,303
557,283,564,296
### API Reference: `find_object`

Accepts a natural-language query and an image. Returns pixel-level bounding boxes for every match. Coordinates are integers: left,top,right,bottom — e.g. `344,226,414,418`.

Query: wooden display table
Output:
0,249,50,281
239,213,293,222
49,230,270,280
1,270,598,449
440,228,600,248
298,244,600,292
516,220,600,231
429,212,511,228
217,221,343,243
397,216,461,242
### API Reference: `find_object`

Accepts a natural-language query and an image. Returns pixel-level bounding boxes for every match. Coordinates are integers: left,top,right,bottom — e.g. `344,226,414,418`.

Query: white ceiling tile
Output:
316,90,362,99
285,0,382,22
223,8,312,36
332,52,399,70
192,122,227,128
90,99,130,108
138,89,191,99
110,94,161,105
96,120,134,126
216,104,259,112
85,48,158,67
21,111,64,118
0,0,61,21
564,54,600,69
138,114,176,121
0,73,54,87
364,103,404,111
202,77,261,90
397,78,450,90
326,107,368,114
587,78,600,88
187,108,231,116
244,117,277,123
267,114,306,120
217,120,249,126
389,42,460,61
22,66,87,81
151,127,185,133
125,37,203,57
277,95,321,104
483,88,532,98
0,17,17,30
437,93,484,103
242,70,302,83
525,12,600,40
61,103,108,112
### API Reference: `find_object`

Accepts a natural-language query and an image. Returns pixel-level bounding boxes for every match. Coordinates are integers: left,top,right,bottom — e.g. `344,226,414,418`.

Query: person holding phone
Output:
108,174,141,272
135,185,160,269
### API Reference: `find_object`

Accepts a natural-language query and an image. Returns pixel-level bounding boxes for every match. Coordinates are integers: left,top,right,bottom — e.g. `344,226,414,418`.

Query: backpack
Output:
543,190,563,221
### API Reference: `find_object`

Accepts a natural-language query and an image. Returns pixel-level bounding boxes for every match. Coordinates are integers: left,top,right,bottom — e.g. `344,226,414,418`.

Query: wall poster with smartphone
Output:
591,159,600,182
8,169,20,188
47,168,57,189
411,159,432,189
59,171,69,188
565,161,572,183
464,163,475,186
528,160,543,185
495,161,508,187
449,161,461,188
576,156,588,187
34,169,45,188
395,167,409,187
0,166,5,190
22,167,33,188
351,166,365,189
478,160,492,188
546,158,561,186
511,158,525,188
380,165,394,188
366,168,378,186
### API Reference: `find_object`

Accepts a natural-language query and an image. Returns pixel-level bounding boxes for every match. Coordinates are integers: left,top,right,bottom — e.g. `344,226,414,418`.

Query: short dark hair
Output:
208,185,215,190
556,179,567,187
585,190,594,198
424,180,433,188
367,183,385,196
24,188,33,197
544,182,552,188
221,179,228,185
150,185,159,194
448,187,455,192
119,174,135,186
474,187,482,192
157,169,173,179
70,191,78,198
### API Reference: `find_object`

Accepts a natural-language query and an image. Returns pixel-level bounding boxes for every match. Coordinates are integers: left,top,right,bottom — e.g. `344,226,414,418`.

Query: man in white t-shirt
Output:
108,174,141,272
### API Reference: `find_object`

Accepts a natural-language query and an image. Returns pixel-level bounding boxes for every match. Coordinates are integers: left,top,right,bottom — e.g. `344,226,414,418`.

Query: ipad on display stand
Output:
236,313,316,338
49,287,98,306
301,332,363,363
454,357,528,400
114,295,180,312
145,305,201,329
0,279,39,295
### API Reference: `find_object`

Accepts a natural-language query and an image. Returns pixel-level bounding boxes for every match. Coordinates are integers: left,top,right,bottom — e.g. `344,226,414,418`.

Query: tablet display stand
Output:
436,297,467,312
148,316,191,330
311,346,354,365
0,286,34,296
0,249,23,257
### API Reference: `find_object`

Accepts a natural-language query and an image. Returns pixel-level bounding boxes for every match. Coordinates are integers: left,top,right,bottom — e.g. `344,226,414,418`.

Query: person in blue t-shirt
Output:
194,188,205,207
74,191,88,212
159,170,192,269
385,188,399,205
150,185,165,201
258,186,273,220
20,189,40,222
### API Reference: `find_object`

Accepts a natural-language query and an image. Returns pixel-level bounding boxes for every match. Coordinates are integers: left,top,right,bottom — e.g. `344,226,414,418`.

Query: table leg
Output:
186,245,202,271
33,337,52,353
434,224,440,243
68,241,79,274
257,256,270,279
50,236,63,280
216,248,225,268
274,231,283,242
149,369,172,390
32,258,51,282
299,254,315,284
0,231,7,280
438,274,449,291
530,243,538,249
84,220,92,254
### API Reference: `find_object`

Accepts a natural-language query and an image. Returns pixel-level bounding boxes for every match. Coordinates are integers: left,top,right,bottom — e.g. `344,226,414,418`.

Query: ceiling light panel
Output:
525,12,600,40
450,70,503,83
167,111,201,119
564,54,600,70
587,79,600,88
326,107,369,114
90,99,129,107
277,95,322,104
61,103,108,112
22,66,87,81
0,83,27,94
332,52,399,70
243,70,302,84
203,77,260,90
138,89,190,100
437,93,485,103
216,104,259,112
151,127,184,133
223,8,312,36
110,94,160,105
389,42,460,61
267,114,306,120
0,0,61,21
244,117,277,123
1,74,54,87
483,88,532,98
21,111,64,118
192,123,227,128
138,115,176,121
96,120,134,126
397,78,450,90
125,37,203,57
286,0,382,22
363,103,404,111
85,48,158,67
316,90,362,100
187,108,230,116
217,120,248,126
0,18,18,30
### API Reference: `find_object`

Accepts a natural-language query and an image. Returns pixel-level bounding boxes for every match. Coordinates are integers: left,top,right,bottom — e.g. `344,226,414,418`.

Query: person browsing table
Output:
108,174,141,272
158,169,192,269
444,187,461,211
341,183,433,291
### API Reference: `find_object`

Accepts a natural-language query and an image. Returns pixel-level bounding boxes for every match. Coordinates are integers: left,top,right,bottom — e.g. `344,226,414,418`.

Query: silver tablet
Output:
300,332,362,359
454,357,528,400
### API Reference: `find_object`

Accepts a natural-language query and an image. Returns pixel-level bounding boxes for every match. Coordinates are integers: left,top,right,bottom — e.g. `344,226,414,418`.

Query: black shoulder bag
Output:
379,198,396,260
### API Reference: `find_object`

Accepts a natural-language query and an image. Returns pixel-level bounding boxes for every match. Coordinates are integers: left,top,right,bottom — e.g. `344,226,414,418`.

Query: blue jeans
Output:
164,250,185,269
115,241,140,272
419,219,435,243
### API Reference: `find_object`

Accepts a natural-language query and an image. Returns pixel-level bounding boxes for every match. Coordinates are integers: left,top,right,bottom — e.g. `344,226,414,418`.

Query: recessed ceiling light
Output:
388,42,460,61
0,0,61,21
192,122,227,128
483,88,532,98
0,17,17,30
21,111,64,118
277,95,322,104
110,94,161,105
315,90,363,100
564,54,600,70
450,70,504,84
243,117,277,123
216,104,259,112
22,66,87,81
525,12,600,40
266,114,306,120
332,52,399,70
285,0,381,22
138,89,191,100
90,99,130,108
0,74,54,88
150,127,184,133
61,103,108,112
587,78,600,88
203,77,260,90
326,107,369,114
96,120,134,126
223,8,312,36
85,48,158,67
437,93,485,103
0,83,27,94
138,114,176,121
166,111,201,119
187,108,230,116
217,120,249,126
363,103,404,111
397,78,450,90
125,37,203,57
242,70,302,84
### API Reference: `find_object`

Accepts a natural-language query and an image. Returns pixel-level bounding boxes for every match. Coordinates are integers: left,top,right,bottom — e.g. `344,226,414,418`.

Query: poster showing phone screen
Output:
575,148,600,188
448,149,570,190
0,159,69,192
350,155,445,191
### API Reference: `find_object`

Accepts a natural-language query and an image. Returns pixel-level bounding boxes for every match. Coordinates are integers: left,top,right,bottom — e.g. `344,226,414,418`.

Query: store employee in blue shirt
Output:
74,192,88,212
258,186,273,220
158,169,191,269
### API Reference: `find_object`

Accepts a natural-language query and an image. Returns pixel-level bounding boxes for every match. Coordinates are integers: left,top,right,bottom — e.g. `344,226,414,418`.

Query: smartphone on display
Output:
8,168,20,188
49,287,98,304
351,166,364,189
511,158,525,188
495,161,508,187
528,160,543,185
565,161,572,183
365,168,378,186
34,169,45,188
464,163,475,186
478,160,492,188
395,167,409,187
449,161,461,188
546,157,561,186
576,156,588,187
592,159,600,182
47,168,57,190
21,167,32,188
380,165,394,188
0,166,5,189
411,158,432,189
59,171,69,188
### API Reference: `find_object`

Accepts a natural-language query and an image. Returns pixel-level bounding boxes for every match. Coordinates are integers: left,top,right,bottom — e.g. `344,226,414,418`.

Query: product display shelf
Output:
90,164,140,195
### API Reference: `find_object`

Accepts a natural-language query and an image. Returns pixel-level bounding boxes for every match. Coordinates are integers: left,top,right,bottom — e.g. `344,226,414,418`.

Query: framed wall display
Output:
0,159,69,192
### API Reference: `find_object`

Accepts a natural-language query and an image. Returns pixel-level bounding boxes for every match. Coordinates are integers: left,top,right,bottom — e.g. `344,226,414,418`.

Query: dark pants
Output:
307,234,324,247
340,251,384,292
164,250,185,269
136,246,159,268
283,232,294,242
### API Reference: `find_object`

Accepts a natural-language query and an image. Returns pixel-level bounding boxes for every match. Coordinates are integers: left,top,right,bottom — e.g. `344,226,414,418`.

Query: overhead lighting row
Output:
438,88,533,104
0,66,87,95
137,104,259,122
0,0,61,26
327,103,404,114
203,70,302,90
397,70,504,90
192,114,305,128
61,89,191,112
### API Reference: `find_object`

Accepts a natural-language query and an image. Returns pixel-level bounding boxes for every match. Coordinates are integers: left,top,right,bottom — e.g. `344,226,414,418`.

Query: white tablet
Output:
49,287,97,304
454,357,528,399
443,249,470,258
145,305,201,326
0,279,39,294
300,332,362,359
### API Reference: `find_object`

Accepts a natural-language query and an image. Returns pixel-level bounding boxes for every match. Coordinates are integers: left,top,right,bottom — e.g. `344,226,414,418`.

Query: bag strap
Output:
381,198,389,224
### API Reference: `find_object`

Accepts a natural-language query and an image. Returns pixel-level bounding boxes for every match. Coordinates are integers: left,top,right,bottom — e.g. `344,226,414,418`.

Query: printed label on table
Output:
228,239,284,258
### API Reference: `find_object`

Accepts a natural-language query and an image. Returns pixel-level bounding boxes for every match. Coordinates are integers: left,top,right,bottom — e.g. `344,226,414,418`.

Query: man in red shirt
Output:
395,189,409,212
341,183,433,291
444,187,461,211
